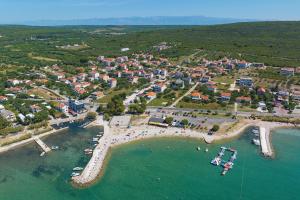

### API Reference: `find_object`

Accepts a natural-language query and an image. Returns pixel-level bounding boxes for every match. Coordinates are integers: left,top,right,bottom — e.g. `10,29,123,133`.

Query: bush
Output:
0,126,24,136
211,125,220,132
86,112,97,120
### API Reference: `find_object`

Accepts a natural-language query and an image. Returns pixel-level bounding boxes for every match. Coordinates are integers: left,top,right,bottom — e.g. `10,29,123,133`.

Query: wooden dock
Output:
33,137,51,153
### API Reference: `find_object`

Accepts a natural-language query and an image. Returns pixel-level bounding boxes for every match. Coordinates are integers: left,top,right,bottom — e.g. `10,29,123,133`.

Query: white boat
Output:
71,172,80,177
51,146,59,150
40,152,46,157
205,148,209,152
196,147,201,151
252,129,259,134
84,148,93,152
211,157,221,166
73,167,84,171
92,138,99,142
252,139,261,146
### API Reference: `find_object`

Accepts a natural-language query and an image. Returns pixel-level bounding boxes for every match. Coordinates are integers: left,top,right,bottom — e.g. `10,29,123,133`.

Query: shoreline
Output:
0,127,69,154
72,120,299,188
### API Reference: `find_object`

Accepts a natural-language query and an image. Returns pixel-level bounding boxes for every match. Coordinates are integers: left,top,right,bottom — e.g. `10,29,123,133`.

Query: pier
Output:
259,126,273,157
33,136,51,153
211,147,237,176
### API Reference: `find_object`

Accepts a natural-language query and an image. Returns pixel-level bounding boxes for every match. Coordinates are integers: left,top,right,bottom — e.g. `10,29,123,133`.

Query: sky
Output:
0,0,300,23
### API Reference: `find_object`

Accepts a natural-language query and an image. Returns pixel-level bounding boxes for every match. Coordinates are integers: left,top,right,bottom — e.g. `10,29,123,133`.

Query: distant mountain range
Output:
20,16,257,26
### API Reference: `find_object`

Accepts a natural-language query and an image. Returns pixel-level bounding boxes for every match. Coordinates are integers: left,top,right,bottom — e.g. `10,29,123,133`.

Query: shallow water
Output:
0,127,299,200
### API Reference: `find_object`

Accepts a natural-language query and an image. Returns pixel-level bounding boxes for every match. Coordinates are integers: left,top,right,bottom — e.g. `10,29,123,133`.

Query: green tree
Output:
106,95,125,116
165,117,174,125
181,119,189,127
86,112,97,120
0,116,10,130
211,124,220,132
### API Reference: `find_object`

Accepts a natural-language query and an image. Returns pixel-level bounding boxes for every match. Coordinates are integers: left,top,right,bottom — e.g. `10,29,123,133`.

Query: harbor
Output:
0,124,299,200
71,120,296,186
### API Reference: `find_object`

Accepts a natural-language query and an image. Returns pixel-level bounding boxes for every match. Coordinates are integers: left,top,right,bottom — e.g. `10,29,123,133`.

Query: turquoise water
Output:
0,127,299,200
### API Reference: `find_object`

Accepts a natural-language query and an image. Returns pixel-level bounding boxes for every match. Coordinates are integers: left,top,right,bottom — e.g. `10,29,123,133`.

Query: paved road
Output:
124,84,153,106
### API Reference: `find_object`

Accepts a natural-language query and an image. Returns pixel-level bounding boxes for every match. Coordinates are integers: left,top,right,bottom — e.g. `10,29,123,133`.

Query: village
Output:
0,44,300,147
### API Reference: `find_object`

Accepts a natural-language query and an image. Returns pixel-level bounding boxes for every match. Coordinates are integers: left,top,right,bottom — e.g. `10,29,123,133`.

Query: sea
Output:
0,126,299,200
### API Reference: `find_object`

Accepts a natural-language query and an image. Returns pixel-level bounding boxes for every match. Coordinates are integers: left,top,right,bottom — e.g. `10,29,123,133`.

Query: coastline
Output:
72,120,299,188
0,127,69,154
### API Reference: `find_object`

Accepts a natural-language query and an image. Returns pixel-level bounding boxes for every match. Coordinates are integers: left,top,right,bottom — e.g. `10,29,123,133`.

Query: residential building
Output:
0,96,8,103
200,76,211,83
90,91,104,100
191,92,201,100
237,61,250,69
0,109,16,122
280,68,295,76
277,91,290,102
145,92,156,100
109,78,117,88
237,77,253,88
236,96,251,104
152,82,167,93
69,99,85,113
57,103,69,114
220,92,231,102
292,91,300,102
30,105,41,113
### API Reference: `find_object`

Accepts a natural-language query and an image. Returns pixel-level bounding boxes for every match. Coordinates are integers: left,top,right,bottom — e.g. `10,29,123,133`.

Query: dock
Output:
211,147,237,176
33,136,51,153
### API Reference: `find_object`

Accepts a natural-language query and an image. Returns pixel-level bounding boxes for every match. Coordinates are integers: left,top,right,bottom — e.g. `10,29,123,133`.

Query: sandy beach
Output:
72,119,299,187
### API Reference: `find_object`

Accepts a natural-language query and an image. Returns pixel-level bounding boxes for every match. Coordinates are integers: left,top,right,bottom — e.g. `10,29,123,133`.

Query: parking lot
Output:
149,109,236,128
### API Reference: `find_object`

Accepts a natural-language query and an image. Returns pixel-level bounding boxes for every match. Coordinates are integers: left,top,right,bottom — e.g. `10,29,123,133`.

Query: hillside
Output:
0,21,300,67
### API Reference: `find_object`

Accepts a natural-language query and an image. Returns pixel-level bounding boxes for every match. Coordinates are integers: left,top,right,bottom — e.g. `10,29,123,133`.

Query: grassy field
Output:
28,88,61,100
213,75,235,84
98,88,132,104
147,98,169,107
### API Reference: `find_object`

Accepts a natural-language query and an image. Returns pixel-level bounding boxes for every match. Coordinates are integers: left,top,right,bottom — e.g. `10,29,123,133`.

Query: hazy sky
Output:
1,0,300,23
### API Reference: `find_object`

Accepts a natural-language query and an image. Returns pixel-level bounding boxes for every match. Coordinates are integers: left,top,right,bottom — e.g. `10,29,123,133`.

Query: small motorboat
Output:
73,167,84,171
40,152,46,157
205,148,209,152
252,129,259,135
84,148,93,152
252,139,261,146
196,147,201,151
51,146,59,150
71,172,80,177
211,157,221,166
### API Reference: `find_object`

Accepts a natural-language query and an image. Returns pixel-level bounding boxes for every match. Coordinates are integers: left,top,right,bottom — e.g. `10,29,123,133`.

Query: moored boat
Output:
73,167,84,171
252,139,261,146
71,172,80,177
51,146,59,150
40,152,45,157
